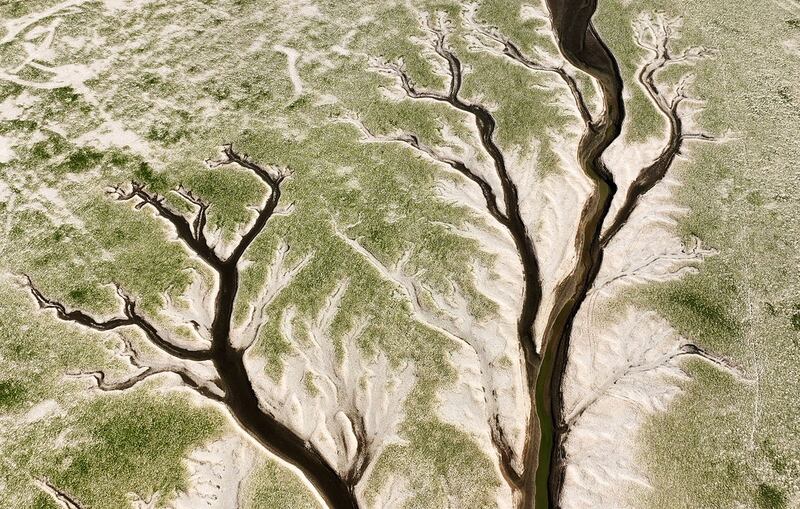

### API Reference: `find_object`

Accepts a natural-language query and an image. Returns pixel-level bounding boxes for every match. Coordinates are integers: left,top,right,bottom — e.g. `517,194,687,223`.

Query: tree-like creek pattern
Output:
1,0,797,508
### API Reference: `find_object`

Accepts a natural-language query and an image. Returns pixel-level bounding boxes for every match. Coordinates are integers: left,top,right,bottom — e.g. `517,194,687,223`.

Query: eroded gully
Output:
532,0,625,508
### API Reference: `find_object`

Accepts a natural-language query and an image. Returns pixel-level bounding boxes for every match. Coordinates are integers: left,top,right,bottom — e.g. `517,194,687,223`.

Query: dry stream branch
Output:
337,3,737,508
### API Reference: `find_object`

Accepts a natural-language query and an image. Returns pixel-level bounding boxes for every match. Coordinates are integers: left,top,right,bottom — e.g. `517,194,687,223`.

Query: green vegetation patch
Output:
43,391,223,509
